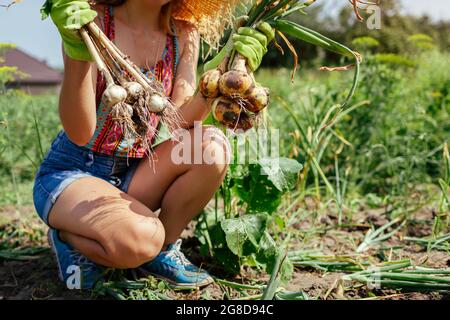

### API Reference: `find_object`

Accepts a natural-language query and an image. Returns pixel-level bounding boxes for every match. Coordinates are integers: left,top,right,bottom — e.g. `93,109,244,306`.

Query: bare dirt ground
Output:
0,204,449,300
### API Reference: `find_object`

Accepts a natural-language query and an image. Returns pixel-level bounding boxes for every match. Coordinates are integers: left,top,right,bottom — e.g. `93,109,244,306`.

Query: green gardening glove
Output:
232,22,275,72
41,0,97,61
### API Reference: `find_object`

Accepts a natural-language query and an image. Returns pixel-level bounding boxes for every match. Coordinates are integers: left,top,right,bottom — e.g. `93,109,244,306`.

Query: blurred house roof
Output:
3,48,62,84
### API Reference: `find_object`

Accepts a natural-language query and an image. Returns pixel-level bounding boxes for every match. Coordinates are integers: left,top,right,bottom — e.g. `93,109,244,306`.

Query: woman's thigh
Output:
48,176,164,252
127,125,229,211
127,138,189,212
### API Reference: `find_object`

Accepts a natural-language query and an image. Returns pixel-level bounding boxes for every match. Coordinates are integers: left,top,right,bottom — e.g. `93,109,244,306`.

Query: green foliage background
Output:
263,0,450,67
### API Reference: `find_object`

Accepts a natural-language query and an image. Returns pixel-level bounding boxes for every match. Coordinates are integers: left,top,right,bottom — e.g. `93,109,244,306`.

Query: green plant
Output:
351,36,380,51
373,53,416,68
196,151,302,278
0,43,20,90
435,143,450,234
0,92,60,206
407,33,436,52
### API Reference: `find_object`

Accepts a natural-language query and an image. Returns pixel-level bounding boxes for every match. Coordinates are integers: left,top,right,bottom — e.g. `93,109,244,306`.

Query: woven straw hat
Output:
172,0,243,48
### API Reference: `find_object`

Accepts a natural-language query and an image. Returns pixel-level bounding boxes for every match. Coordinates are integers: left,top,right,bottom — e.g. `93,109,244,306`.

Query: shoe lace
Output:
69,250,98,273
165,239,192,267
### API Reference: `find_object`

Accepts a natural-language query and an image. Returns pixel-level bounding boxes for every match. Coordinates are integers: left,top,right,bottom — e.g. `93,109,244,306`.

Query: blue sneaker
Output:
139,239,214,289
48,229,103,290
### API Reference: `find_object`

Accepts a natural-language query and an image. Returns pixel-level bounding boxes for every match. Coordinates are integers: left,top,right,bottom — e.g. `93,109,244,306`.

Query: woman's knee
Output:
171,125,230,169
201,126,231,171
104,216,165,268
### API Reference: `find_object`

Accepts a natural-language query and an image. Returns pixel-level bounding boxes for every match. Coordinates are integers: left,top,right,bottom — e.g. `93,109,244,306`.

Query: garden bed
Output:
1,202,448,301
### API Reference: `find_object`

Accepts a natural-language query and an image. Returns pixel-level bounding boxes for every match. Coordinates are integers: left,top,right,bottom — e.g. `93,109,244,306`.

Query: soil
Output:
0,203,448,301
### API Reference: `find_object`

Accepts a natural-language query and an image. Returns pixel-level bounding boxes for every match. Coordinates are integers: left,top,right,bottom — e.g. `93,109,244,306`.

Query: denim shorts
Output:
33,131,141,226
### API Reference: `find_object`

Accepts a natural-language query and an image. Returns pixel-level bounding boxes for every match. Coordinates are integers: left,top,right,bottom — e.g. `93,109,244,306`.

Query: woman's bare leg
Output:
48,125,228,268
128,125,229,246
48,177,165,269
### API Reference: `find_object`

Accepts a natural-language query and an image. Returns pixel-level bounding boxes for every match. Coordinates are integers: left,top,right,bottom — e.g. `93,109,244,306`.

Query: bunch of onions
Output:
199,0,362,133
200,52,270,132
79,22,181,155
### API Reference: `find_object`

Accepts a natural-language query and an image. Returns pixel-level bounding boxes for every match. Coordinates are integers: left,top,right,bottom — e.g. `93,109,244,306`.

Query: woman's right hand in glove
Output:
41,0,97,61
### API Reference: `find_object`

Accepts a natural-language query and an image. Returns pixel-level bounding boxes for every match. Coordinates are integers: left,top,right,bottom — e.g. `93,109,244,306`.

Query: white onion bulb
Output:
103,84,128,107
148,94,169,113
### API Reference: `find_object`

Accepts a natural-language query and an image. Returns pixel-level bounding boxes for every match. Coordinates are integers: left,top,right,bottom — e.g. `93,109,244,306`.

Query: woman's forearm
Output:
177,91,211,129
59,56,97,146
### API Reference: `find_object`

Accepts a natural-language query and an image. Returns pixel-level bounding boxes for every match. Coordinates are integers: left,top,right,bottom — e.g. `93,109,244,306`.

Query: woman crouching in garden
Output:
33,0,271,289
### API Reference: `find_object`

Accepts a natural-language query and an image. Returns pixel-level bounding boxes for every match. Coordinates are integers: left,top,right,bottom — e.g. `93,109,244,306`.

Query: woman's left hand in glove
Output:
232,22,275,72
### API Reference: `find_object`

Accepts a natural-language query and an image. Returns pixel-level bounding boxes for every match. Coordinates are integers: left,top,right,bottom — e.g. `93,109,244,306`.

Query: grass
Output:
0,92,60,206
254,51,449,238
